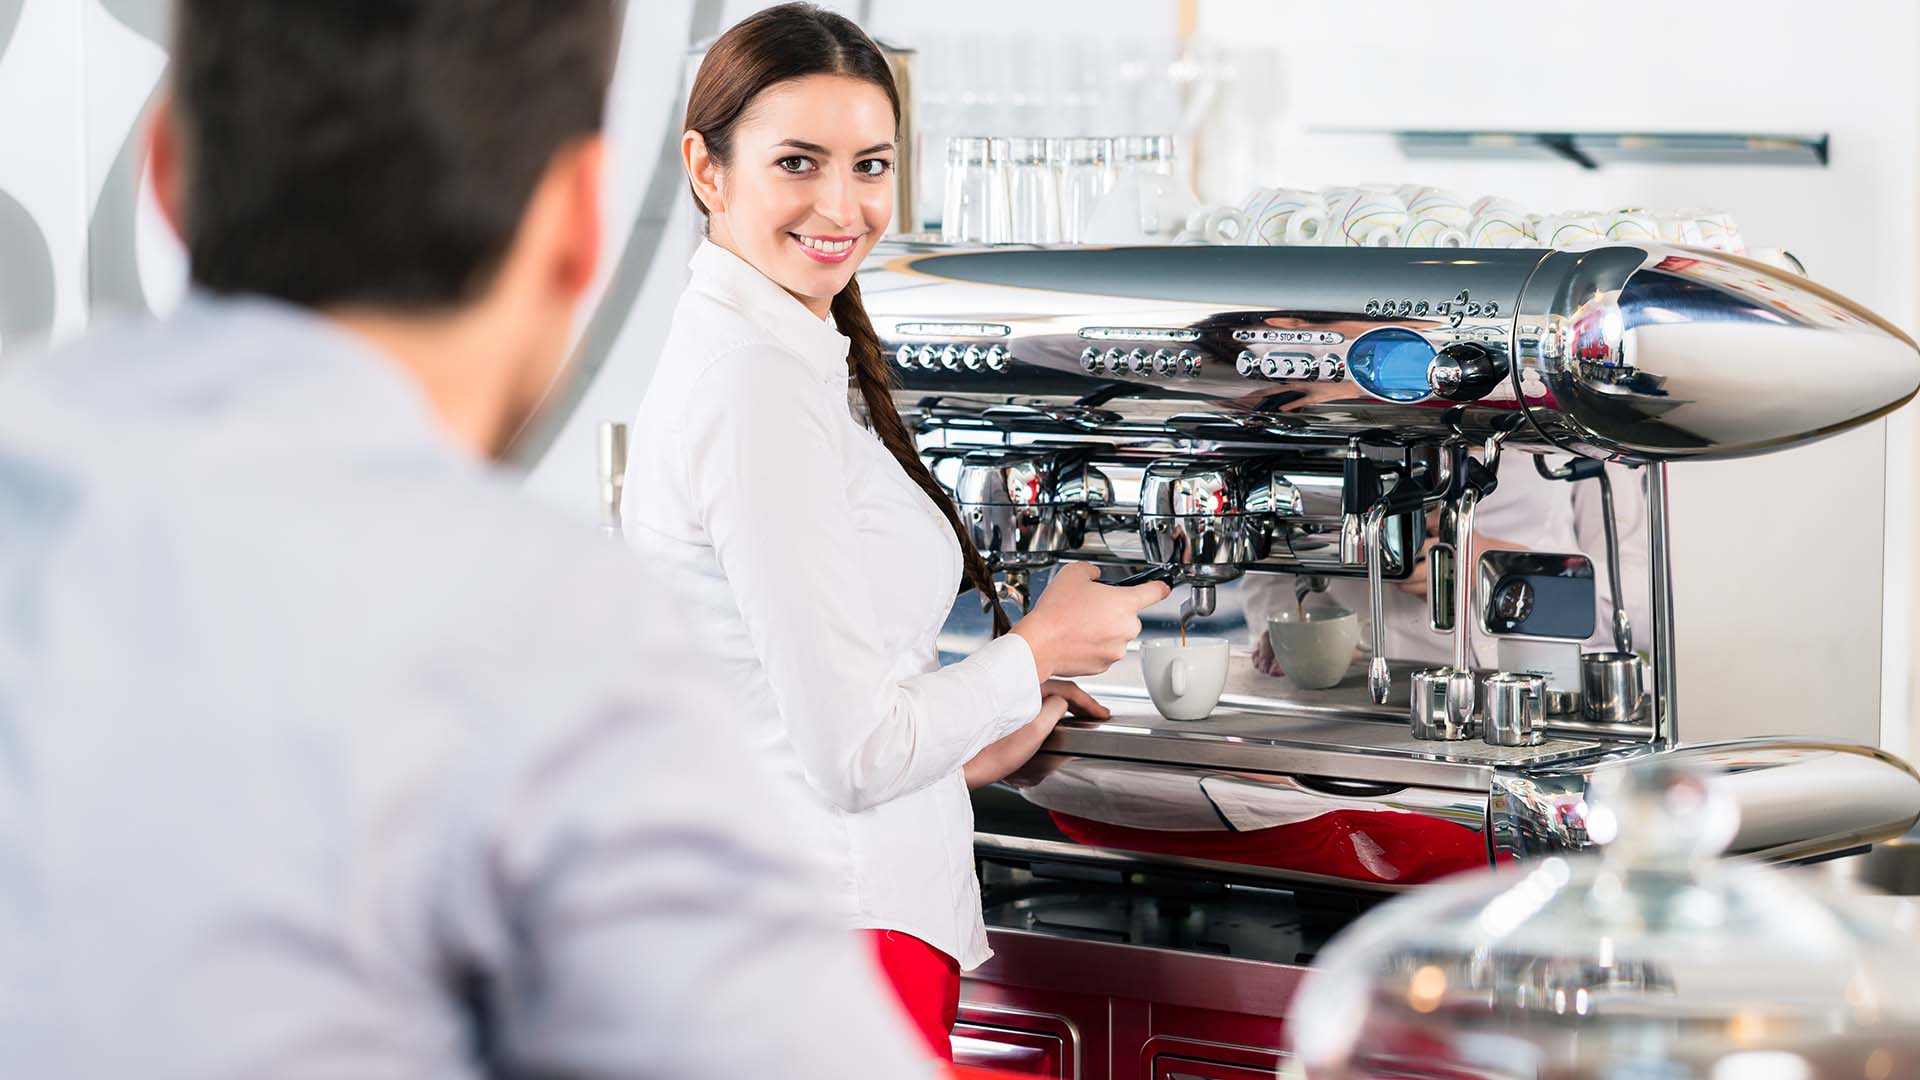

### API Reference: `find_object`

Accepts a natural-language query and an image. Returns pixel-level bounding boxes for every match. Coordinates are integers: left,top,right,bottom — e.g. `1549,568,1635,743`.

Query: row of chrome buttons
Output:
894,343,1011,372
1079,347,1203,378
1234,350,1347,381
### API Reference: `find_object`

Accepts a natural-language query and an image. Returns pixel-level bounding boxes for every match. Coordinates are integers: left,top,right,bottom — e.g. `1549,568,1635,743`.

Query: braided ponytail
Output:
833,280,1011,637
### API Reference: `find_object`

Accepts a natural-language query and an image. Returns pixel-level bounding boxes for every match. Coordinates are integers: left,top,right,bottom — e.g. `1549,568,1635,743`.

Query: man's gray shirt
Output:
0,296,933,1079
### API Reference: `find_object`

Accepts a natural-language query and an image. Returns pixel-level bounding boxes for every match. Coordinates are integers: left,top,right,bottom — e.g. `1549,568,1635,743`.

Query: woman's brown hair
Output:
684,3,1010,637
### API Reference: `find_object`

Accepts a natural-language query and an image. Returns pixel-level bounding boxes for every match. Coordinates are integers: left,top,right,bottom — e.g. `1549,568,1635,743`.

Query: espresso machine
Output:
859,241,1920,896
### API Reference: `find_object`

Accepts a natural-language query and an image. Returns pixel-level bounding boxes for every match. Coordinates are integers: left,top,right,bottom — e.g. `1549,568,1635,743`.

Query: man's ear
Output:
553,135,605,299
147,92,188,243
683,129,725,215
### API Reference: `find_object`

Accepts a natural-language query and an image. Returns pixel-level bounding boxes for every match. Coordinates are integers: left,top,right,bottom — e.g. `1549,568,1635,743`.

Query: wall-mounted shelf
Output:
1310,129,1830,170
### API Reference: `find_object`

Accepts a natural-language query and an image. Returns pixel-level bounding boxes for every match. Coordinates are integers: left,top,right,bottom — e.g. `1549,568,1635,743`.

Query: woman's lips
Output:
791,232,859,264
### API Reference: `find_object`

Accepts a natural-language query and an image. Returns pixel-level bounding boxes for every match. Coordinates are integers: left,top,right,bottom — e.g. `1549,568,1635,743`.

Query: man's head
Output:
150,1,619,456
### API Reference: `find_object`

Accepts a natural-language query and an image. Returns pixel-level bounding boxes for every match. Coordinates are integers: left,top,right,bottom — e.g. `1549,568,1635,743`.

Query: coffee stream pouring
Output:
864,239,1920,893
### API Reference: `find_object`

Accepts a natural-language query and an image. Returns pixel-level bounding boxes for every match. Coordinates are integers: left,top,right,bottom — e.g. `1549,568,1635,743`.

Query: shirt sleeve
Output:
679,347,1042,813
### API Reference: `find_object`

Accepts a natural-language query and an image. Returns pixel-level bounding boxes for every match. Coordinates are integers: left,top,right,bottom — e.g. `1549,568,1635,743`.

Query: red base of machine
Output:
956,928,1304,1080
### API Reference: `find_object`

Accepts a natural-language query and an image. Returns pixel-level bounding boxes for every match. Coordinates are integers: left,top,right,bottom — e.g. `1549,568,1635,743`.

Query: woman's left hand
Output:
1042,679,1109,720
964,696,1068,790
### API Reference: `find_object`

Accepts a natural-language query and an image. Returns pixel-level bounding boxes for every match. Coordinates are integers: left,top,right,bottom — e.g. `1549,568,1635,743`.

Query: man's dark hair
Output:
170,1,620,311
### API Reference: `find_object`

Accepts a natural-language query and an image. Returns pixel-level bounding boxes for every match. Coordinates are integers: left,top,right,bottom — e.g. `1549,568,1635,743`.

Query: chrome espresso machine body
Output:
860,241,1920,899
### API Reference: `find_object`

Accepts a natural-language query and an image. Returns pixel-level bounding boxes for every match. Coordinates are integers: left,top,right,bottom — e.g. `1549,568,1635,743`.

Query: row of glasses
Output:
942,135,1174,245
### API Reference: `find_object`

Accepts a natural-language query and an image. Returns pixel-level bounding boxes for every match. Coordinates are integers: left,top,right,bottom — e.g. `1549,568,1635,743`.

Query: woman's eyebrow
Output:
773,138,895,155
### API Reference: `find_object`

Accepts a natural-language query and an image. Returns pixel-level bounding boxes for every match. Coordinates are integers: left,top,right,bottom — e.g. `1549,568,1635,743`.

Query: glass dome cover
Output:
1289,759,1920,1080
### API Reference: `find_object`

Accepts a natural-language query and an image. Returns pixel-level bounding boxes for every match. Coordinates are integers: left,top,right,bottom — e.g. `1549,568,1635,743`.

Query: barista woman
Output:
620,3,1169,1060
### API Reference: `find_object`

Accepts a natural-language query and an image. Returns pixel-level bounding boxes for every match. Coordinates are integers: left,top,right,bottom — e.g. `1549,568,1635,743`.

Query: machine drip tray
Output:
1062,669,1612,786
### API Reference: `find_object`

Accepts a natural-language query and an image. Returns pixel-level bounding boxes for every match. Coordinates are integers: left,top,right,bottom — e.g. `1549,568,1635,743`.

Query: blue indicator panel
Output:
1346,328,1436,403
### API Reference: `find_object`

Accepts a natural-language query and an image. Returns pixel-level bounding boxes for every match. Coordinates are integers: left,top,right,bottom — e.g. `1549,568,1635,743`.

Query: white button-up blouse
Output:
622,241,1043,969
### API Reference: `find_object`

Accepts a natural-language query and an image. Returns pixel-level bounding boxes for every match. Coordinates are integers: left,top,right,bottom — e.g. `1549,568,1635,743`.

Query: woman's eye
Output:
856,158,894,178
777,157,814,174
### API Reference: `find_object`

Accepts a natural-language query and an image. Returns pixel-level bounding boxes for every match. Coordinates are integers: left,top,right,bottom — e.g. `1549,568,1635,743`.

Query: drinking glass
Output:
942,136,1001,244
1053,136,1112,245
1112,134,1177,237
994,136,1059,245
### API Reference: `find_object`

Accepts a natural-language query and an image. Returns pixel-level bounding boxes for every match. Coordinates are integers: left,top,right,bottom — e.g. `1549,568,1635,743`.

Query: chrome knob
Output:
1317,356,1345,381
1103,347,1127,373
1428,341,1510,402
939,345,963,371
895,344,920,369
1127,349,1152,376
1080,347,1103,373
984,345,1010,372
1259,354,1285,379
1179,350,1202,377
1235,349,1259,377
962,345,986,371
1152,348,1178,376
916,345,940,370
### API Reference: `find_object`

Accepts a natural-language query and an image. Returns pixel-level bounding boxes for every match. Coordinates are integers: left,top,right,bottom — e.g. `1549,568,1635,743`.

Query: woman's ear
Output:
682,130,725,215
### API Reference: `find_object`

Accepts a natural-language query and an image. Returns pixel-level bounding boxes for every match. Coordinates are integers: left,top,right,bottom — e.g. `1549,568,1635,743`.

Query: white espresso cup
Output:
1243,187,1330,246
1267,608,1362,691
1603,208,1660,242
1533,211,1607,249
1178,205,1247,244
1652,211,1706,246
1684,209,1745,253
1141,636,1231,721
1321,186,1408,247
1467,199,1536,248
1398,186,1472,247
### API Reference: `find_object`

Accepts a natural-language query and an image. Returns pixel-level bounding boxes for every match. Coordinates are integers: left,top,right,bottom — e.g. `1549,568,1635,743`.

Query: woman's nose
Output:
817,172,860,229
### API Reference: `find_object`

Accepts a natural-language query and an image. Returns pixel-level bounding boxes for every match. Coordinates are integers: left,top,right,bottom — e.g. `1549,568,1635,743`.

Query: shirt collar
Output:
687,240,851,381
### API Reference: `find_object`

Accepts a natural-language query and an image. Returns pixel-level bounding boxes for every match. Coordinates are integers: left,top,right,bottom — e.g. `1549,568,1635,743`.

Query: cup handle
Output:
1170,657,1190,698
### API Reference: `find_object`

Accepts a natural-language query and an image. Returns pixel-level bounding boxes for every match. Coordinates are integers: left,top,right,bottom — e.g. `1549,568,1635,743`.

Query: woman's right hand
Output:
1011,563,1171,680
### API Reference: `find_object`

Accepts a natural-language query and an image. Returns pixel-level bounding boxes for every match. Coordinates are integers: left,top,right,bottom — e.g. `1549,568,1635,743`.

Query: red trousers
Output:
865,929,961,1061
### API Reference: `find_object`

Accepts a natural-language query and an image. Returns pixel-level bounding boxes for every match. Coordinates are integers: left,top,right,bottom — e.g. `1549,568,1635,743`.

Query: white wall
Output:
1195,0,1919,748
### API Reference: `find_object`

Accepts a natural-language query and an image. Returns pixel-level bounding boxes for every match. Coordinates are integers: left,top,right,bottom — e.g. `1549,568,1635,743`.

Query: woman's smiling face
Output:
690,73,896,317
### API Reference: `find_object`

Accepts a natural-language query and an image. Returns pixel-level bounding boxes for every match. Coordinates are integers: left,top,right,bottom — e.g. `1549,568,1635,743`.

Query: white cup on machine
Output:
1242,187,1331,246
1533,212,1607,249
1652,211,1706,246
1397,186,1472,247
1321,186,1408,247
1178,205,1248,245
1141,637,1231,721
1684,209,1745,253
1602,208,1660,242
1467,198,1535,248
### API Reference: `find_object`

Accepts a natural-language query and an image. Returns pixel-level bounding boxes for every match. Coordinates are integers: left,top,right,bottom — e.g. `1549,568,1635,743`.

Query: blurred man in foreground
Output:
0,3,961,1076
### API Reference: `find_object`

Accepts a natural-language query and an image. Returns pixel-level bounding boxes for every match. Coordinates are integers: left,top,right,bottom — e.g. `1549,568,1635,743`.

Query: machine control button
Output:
1152,348,1179,376
1259,354,1285,378
916,345,941,370
961,345,987,371
1103,347,1128,373
985,345,1010,371
1179,349,1202,377
1427,341,1512,401
895,345,920,369
938,345,963,371
1316,356,1346,381
1127,348,1153,376
1080,346,1103,373
1236,349,1259,377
